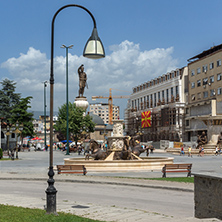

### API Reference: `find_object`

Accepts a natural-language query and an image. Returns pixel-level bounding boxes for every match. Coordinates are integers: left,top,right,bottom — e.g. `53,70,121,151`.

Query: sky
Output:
1,0,222,119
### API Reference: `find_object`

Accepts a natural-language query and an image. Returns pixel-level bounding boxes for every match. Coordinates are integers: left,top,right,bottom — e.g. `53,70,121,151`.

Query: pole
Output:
46,4,100,215
44,81,47,149
66,47,70,155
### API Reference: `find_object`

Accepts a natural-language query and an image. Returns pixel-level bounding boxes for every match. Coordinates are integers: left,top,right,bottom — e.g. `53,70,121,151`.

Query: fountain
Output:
64,120,173,172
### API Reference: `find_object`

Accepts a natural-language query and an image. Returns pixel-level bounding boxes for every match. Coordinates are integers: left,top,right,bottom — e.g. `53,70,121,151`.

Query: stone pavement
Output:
0,149,221,222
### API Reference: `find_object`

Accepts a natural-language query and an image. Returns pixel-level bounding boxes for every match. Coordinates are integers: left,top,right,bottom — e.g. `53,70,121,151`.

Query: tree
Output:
0,79,21,120
0,78,34,140
54,102,96,144
10,96,34,138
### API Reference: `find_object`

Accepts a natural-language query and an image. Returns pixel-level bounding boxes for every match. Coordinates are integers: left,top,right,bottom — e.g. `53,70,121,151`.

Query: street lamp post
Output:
61,45,73,155
46,4,105,214
14,121,23,159
43,81,48,149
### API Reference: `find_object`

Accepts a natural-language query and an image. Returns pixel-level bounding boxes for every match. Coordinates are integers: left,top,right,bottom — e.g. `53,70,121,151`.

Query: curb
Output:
0,177,194,193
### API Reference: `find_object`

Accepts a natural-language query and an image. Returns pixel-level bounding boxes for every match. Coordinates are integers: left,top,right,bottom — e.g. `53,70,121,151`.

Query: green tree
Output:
10,96,34,138
54,102,96,144
0,79,21,120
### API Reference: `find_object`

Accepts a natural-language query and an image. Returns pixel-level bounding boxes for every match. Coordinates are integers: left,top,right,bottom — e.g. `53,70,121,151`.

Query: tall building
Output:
186,43,222,144
125,67,188,142
90,103,120,124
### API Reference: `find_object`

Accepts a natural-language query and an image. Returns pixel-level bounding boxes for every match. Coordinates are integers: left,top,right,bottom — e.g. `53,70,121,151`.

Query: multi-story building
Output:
90,103,120,124
125,67,188,142
186,43,222,144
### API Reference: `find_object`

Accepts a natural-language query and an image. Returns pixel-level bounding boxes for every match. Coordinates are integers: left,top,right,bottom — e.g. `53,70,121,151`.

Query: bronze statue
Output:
85,139,107,160
78,64,87,97
217,132,222,148
196,131,207,149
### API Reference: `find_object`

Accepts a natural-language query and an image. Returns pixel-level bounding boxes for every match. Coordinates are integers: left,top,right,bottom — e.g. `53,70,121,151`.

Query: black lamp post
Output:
61,44,73,156
46,4,105,214
43,81,48,150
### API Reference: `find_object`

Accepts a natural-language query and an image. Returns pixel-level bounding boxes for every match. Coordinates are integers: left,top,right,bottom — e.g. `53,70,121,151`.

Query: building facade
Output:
125,67,188,142
89,103,120,124
186,44,222,144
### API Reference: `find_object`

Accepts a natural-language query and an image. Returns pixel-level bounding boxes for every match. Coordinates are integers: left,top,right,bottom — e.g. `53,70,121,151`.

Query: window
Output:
191,70,195,76
203,91,208,98
159,78,161,83
197,92,201,100
176,70,180,76
197,67,201,74
186,120,189,127
218,87,222,95
210,89,216,97
175,86,178,96
163,76,165,81
197,80,201,87
154,93,156,107
186,108,189,114
158,91,160,100
202,65,208,73
203,78,208,85
172,72,175,78
217,73,222,81
209,62,214,70
210,75,214,83
191,94,195,101
217,59,221,67
191,82,195,88
171,87,173,96
162,90,164,100
166,89,169,103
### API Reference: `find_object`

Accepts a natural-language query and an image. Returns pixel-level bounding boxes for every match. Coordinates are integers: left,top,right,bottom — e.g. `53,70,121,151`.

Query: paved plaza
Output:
0,149,221,221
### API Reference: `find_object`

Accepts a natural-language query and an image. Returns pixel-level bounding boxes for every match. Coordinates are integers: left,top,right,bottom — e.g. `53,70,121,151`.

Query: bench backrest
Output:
164,164,192,169
57,165,84,170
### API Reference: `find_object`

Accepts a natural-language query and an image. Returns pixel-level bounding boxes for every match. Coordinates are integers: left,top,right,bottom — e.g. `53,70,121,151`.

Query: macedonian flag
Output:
141,111,151,128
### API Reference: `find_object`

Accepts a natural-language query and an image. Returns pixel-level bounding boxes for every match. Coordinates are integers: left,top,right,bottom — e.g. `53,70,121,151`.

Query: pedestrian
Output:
198,146,202,157
180,146,184,156
215,145,219,156
201,145,204,157
188,146,192,157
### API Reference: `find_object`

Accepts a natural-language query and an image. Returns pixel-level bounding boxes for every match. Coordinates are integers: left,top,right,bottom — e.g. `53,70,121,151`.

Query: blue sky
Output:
1,0,222,118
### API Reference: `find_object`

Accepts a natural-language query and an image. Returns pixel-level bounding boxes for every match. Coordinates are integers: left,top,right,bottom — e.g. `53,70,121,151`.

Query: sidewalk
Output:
0,150,220,222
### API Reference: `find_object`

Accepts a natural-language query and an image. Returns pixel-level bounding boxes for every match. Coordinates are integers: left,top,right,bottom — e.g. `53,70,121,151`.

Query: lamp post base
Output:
45,166,57,214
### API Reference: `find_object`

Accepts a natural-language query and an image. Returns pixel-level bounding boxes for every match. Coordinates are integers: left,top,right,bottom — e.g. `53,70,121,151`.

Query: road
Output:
0,179,194,222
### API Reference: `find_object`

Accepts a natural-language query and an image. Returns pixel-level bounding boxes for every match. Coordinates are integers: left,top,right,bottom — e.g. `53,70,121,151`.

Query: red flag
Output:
141,111,151,128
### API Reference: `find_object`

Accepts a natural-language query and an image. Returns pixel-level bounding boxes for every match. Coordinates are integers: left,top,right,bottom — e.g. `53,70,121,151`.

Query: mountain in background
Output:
29,110,58,120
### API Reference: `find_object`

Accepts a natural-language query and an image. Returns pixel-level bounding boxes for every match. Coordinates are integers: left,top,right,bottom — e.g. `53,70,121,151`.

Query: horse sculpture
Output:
125,135,150,158
85,139,107,160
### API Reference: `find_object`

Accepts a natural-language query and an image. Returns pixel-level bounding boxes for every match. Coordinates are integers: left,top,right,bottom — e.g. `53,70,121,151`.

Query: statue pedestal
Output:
107,120,124,150
198,115,222,145
74,97,89,111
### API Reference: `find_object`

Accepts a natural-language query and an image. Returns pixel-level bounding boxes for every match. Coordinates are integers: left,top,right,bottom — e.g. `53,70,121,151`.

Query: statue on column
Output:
78,64,88,98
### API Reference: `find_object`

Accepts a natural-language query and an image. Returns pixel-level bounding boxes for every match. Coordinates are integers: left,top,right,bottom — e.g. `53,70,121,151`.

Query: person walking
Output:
215,145,219,156
188,146,192,157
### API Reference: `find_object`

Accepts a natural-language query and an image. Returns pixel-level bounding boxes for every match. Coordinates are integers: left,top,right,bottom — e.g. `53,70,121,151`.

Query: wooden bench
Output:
57,165,87,175
162,163,192,178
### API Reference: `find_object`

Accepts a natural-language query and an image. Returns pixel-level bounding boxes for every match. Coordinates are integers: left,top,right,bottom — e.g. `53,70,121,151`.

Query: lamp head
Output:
83,28,105,59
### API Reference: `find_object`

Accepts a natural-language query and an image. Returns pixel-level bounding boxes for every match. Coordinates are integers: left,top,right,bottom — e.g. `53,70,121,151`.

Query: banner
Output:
141,111,151,128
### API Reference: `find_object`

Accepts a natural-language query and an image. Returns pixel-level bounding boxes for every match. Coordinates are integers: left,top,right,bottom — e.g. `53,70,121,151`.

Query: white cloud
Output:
1,41,178,118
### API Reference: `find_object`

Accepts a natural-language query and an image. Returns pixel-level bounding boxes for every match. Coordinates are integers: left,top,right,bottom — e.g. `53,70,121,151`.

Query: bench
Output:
162,163,192,178
57,165,87,175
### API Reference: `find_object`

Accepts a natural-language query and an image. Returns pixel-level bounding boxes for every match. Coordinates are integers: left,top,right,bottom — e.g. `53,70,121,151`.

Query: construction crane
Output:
92,88,130,124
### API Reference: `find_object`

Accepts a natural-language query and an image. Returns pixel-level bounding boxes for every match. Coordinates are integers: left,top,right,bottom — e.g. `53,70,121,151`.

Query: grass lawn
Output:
0,158,12,161
146,177,194,183
0,205,104,222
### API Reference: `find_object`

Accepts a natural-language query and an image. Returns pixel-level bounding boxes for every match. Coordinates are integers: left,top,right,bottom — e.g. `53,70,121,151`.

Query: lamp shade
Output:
83,28,105,59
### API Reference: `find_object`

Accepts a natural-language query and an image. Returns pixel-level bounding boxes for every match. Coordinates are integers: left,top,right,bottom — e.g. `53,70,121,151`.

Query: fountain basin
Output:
64,157,174,172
